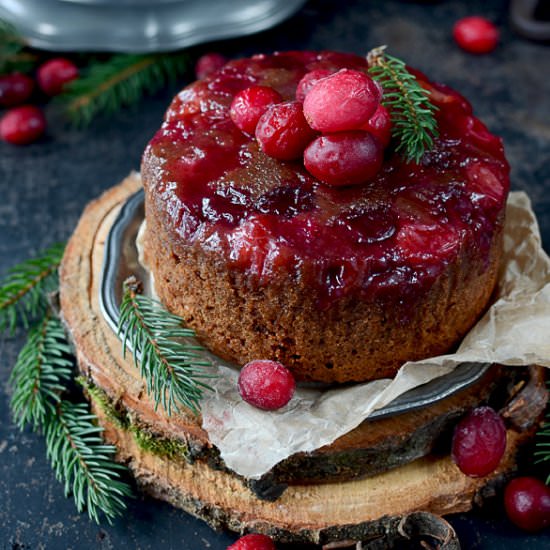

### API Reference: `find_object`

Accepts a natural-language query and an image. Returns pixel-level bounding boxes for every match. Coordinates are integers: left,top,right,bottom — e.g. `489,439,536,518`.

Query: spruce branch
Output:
118,276,214,416
58,52,190,127
0,20,36,73
10,313,72,430
367,46,439,163
45,401,133,524
534,382,550,484
0,243,65,334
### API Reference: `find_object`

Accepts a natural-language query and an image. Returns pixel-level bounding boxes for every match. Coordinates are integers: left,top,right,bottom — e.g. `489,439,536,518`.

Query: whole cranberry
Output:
451,406,506,477
238,360,295,411
453,16,499,54
295,69,332,102
303,69,381,132
362,104,392,148
504,477,550,532
195,52,227,79
0,105,46,145
304,131,383,187
230,85,283,135
0,73,35,107
227,533,276,550
255,101,317,160
37,58,79,96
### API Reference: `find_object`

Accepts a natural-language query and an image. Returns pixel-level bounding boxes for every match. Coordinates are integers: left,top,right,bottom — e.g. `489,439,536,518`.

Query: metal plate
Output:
0,0,307,53
99,189,490,420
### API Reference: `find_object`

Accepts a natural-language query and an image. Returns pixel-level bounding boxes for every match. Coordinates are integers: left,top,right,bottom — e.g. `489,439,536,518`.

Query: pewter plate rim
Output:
0,0,307,53
99,189,490,420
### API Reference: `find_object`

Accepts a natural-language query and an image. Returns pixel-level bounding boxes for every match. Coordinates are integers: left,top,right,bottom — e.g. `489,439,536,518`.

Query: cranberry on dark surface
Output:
295,69,332,102
255,100,317,160
453,16,499,54
504,477,550,532
362,104,392,147
303,69,381,132
227,533,276,550
0,105,46,145
304,131,383,186
230,85,282,135
451,406,507,477
195,52,227,79
0,73,35,107
238,360,295,410
37,58,79,96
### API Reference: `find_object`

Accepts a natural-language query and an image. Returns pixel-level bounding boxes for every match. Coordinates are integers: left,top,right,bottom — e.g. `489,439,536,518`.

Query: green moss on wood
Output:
130,427,189,460
77,376,129,429
78,376,188,460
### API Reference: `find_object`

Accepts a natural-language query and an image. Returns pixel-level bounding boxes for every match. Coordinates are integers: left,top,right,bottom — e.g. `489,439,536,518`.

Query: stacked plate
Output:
0,0,307,52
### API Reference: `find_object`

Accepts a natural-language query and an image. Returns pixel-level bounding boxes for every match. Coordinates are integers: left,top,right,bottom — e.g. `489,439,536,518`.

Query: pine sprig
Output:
535,382,550,484
367,46,439,163
9,310,133,523
45,401,132,523
59,52,190,127
10,313,72,430
4,243,133,523
0,243,65,334
118,277,214,416
0,20,36,73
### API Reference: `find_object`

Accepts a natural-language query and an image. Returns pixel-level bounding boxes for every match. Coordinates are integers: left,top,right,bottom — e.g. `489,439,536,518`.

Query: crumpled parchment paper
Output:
196,191,550,479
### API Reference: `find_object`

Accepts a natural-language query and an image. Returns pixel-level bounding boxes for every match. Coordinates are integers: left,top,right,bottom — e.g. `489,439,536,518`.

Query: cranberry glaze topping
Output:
144,51,509,308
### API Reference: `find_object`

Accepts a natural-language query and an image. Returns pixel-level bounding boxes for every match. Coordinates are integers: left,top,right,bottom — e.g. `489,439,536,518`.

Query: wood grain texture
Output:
59,175,547,543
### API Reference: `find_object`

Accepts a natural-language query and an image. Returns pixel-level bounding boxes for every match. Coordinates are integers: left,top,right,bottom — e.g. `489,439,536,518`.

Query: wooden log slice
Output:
59,175,548,544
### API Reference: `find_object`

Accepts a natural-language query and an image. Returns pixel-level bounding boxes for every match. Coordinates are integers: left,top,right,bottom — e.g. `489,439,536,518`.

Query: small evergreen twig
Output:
118,277,214,416
535,382,550,484
59,52,190,127
367,46,439,163
0,20,34,73
9,313,72,430
9,311,133,523
45,401,132,524
3,243,133,523
0,243,65,334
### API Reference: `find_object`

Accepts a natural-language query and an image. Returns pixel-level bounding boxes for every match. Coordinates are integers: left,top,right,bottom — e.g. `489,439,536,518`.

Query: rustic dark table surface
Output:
1,0,549,548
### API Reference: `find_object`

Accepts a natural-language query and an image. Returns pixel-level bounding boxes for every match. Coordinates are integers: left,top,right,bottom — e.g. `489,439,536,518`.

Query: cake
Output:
140,50,509,384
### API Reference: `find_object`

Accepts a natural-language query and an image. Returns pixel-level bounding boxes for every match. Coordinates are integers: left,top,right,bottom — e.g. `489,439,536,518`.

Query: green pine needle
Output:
368,46,439,163
534,382,550,484
59,52,190,127
0,19,36,73
45,401,133,524
118,277,214,416
10,313,73,430
0,243,65,334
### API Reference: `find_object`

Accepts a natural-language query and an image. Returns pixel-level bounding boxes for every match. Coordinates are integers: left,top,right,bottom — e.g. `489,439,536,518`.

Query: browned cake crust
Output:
142,204,502,383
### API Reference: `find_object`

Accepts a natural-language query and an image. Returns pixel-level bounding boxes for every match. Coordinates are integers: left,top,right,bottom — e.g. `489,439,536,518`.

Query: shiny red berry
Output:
304,131,383,187
362,104,392,148
37,58,79,96
255,100,317,160
451,406,506,477
238,360,295,411
230,85,283,135
0,73,35,107
453,16,499,54
195,52,227,79
505,477,550,532
303,69,381,132
0,105,46,145
295,69,332,102
227,533,276,550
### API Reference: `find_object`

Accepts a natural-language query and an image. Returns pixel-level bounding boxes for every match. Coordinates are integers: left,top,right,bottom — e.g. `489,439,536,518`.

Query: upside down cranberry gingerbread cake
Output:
140,50,509,384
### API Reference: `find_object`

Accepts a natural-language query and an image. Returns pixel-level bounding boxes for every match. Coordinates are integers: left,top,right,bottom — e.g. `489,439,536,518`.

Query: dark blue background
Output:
1,0,549,548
